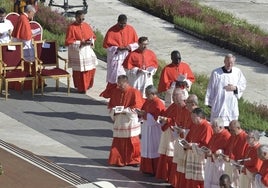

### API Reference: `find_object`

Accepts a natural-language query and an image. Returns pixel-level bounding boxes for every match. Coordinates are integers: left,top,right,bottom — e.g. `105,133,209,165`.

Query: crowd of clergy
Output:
1,4,267,187
101,14,268,188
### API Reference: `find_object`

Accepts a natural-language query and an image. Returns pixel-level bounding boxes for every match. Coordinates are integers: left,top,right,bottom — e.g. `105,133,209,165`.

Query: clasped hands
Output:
80,39,93,47
224,84,237,91
116,46,131,52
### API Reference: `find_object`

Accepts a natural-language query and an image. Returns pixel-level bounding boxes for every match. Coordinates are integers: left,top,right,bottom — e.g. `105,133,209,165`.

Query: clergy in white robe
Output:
137,85,165,174
205,54,246,127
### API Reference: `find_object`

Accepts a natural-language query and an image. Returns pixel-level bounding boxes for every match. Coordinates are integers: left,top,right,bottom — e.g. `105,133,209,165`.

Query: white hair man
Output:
255,144,268,187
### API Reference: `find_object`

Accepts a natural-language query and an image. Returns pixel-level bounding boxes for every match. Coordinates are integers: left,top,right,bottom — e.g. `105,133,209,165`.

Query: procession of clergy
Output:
1,4,267,187
99,14,268,188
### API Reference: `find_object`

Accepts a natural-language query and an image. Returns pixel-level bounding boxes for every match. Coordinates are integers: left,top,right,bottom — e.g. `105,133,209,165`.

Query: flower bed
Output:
121,0,268,65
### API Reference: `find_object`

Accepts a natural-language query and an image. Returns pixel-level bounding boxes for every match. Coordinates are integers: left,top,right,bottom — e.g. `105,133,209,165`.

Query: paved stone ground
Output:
82,0,268,106
199,0,268,32
0,0,267,187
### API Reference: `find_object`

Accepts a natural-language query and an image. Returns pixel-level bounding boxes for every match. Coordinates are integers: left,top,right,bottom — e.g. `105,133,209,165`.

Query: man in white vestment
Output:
0,8,13,43
205,54,246,127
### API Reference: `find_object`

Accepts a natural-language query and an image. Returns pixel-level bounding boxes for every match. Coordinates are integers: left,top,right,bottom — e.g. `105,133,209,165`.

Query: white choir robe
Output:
204,157,225,188
106,43,138,84
205,67,246,127
109,107,141,138
224,161,242,188
185,144,206,181
158,127,175,157
240,169,255,188
126,66,157,98
68,41,98,71
141,113,162,159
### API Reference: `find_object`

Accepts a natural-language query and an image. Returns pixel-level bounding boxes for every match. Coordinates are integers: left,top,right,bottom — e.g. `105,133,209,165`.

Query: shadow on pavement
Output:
47,156,169,188
24,111,112,122
51,128,113,138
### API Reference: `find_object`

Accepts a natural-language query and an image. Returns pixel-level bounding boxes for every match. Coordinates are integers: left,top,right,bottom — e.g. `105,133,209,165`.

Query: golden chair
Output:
34,40,70,95
0,42,35,100
30,20,43,41
5,12,20,27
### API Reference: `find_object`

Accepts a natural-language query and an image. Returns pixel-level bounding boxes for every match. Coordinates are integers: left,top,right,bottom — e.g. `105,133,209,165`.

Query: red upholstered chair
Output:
5,12,20,27
34,40,70,95
0,42,35,100
30,21,43,41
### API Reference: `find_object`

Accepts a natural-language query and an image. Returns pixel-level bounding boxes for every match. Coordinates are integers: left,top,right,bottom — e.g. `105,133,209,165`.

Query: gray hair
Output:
173,88,188,100
212,117,224,128
187,94,198,106
225,53,236,61
248,130,262,141
25,5,36,13
145,85,157,95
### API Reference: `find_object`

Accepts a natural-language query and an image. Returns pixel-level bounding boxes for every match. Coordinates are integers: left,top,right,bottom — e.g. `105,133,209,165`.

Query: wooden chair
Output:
5,12,20,27
0,42,35,100
30,21,43,41
34,40,70,95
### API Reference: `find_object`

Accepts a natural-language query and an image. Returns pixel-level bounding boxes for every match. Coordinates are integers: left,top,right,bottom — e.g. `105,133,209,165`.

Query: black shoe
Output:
78,91,86,94
129,164,139,167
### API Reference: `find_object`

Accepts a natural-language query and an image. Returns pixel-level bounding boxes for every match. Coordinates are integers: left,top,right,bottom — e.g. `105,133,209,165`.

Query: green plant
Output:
43,29,66,47
154,60,268,131
120,0,268,62
93,30,106,58
0,1,13,12
173,16,207,35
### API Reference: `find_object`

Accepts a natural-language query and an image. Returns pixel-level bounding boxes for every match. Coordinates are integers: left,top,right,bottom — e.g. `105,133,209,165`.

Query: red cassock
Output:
140,97,165,175
155,104,189,184
122,49,158,70
176,113,195,188
155,103,177,181
108,85,144,110
108,85,144,166
141,97,165,122
243,143,263,174
168,106,190,187
65,22,97,93
65,22,96,45
207,129,231,153
158,62,195,93
224,130,248,160
100,24,138,98
103,24,138,48
184,119,213,188
259,160,268,187
12,13,32,40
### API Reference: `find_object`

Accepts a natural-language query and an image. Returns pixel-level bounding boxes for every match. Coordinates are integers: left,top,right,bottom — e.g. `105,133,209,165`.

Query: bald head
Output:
229,120,242,135
186,94,198,112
